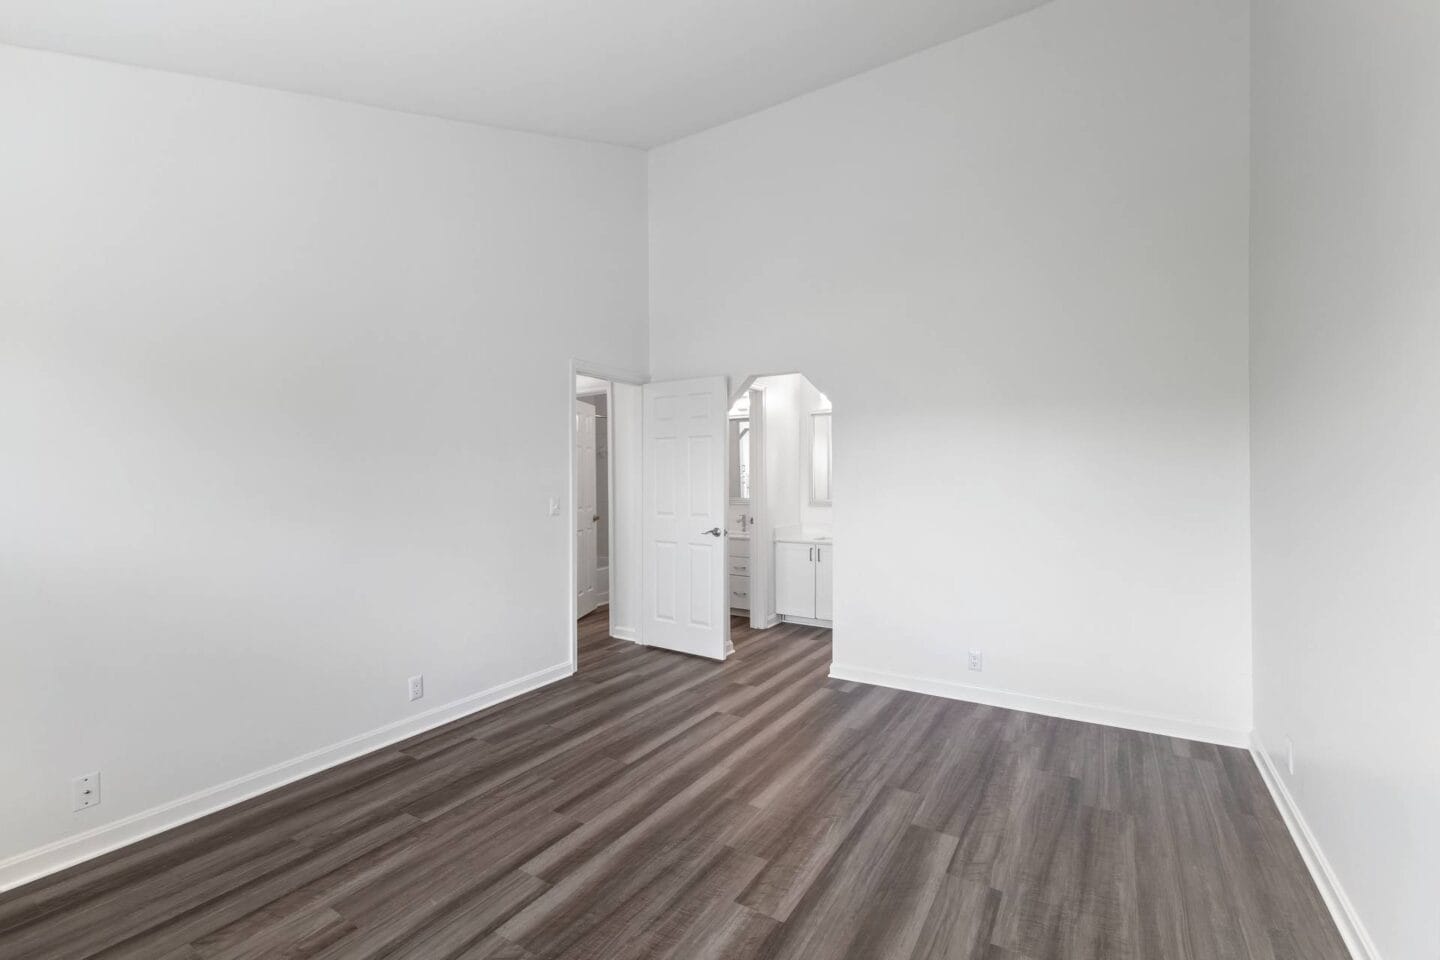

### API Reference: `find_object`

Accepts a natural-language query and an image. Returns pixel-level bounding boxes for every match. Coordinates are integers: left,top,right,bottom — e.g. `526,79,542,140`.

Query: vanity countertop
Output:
728,533,750,541
774,532,833,545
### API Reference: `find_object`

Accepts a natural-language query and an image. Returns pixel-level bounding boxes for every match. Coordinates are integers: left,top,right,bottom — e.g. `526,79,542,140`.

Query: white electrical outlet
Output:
1285,736,1295,776
968,650,983,672
408,675,424,702
72,772,101,811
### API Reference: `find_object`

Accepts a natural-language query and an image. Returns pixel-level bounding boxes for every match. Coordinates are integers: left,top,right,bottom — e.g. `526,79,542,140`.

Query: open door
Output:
641,376,729,660
576,399,599,619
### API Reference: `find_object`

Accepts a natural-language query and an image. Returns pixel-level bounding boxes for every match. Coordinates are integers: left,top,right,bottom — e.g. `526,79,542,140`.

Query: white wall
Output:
751,374,803,626
1250,3,1440,957
0,45,647,881
753,375,803,537
649,0,1254,741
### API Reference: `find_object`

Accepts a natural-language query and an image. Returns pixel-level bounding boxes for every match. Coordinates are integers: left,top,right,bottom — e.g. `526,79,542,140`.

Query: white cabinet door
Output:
775,542,816,619
641,377,730,660
814,544,833,622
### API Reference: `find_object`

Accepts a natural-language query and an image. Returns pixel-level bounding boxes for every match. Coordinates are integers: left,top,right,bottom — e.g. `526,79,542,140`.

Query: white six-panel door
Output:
641,377,728,659
575,399,599,619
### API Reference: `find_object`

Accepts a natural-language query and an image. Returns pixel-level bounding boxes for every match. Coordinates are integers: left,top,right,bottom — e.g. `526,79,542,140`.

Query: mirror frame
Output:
809,411,832,507
729,414,751,504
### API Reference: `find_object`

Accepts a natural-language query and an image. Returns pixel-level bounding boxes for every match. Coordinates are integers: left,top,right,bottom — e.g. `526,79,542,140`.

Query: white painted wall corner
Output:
1249,734,1379,960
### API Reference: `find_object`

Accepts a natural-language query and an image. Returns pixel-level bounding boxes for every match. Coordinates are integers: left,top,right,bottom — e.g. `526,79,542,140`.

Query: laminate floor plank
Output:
0,612,1349,960
910,876,1002,960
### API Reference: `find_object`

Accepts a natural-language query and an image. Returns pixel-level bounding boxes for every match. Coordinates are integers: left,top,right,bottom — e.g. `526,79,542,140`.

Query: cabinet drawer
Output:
727,556,751,577
728,537,750,558
729,575,751,609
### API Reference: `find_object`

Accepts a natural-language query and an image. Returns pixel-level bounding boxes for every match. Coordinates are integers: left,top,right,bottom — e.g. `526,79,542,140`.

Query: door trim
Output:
567,359,646,675
575,399,599,619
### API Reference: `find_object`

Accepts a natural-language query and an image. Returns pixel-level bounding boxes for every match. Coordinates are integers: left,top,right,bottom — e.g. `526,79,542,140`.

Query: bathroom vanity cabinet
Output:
775,538,833,623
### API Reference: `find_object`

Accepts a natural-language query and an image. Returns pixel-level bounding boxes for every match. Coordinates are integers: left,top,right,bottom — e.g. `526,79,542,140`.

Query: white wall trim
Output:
1250,734,1376,960
745,385,772,632
0,661,572,894
828,661,1249,747
610,625,639,643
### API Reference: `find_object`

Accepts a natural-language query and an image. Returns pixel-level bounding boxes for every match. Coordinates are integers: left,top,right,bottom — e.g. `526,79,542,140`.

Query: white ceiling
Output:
0,0,1050,148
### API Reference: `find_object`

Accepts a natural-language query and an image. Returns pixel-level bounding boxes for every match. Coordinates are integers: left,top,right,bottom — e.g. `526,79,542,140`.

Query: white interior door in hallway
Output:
641,377,729,660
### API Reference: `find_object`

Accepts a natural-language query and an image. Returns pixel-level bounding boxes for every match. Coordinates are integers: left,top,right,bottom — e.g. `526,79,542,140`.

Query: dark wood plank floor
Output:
0,611,1349,960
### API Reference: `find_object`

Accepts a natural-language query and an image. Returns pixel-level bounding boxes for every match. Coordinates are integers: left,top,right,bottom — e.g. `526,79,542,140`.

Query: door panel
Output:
775,542,816,619
814,544,833,622
576,400,599,619
641,377,728,659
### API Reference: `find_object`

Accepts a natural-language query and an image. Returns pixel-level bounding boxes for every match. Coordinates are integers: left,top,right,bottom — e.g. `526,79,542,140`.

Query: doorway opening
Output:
728,373,834,640
569,363,644,674
574,377,608,620
568,366,833,673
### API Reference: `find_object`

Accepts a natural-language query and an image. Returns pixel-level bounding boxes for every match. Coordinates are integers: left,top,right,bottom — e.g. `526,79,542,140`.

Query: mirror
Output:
728,418,751,501
810,412,832,506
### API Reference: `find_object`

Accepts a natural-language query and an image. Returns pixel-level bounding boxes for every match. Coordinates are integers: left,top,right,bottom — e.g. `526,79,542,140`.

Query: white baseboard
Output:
610,625,639,643
1250,734,1375,960
0,661,573,893
827,662,1249,747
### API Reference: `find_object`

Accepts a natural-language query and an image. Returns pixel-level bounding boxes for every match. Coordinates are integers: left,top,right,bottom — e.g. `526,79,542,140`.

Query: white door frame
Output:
575,399,600,619
568,359,646,675
733,383,775,630
734,371,833,631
